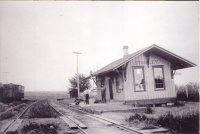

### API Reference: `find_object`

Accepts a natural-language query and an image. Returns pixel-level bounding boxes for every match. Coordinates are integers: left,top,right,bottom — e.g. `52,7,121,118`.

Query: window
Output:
153,66,165,90
133,67,145,91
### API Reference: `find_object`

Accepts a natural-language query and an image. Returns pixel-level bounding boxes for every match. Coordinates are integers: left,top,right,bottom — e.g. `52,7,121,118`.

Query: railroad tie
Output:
60,116,78,129
68,116,87,129
6,119,23,133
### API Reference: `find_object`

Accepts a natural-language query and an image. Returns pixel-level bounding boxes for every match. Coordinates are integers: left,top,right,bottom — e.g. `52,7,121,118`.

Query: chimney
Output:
123,45,128,57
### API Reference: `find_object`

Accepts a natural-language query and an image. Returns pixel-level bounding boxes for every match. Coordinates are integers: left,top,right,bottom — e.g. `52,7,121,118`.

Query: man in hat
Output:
101,84,106,103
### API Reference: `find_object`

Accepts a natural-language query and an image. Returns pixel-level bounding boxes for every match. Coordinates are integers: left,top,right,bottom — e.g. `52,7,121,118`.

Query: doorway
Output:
109,79,113,99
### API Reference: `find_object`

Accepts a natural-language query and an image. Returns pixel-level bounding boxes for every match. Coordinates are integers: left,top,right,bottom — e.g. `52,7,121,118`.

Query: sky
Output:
0,1,199,91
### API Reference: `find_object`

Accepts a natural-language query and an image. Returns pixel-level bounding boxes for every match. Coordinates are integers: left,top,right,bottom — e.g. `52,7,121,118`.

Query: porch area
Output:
73,100,146,114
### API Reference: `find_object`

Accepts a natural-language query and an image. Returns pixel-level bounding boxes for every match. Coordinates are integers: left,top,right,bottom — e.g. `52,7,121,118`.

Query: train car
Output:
0,83,3,100
0,83,25,101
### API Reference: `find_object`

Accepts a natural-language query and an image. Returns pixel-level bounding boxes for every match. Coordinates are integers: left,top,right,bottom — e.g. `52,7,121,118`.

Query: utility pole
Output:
73,51,82,98
3,72,8,84
4,57,8,84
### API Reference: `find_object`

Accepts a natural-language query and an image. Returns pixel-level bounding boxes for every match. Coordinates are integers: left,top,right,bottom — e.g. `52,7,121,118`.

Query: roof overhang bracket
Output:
89,71,97,86
170,66,176,79
122,62,128,81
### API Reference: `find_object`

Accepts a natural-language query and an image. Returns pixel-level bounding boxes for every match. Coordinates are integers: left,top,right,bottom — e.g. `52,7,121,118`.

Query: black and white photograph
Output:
0,1,199,134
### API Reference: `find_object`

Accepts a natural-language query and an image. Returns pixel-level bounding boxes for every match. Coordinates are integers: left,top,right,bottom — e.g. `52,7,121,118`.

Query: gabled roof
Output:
93,44,196,76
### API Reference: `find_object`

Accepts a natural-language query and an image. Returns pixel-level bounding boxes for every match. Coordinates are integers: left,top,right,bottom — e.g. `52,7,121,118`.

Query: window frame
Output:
132,66,146,92
152,65,165,91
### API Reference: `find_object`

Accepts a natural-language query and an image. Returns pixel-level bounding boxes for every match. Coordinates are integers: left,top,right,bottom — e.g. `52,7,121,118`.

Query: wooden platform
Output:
68,116,87,129
60,116,78,129
77,102,146,114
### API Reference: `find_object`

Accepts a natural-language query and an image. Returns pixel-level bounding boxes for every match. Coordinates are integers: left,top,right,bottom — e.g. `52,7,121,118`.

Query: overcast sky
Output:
0,1,198,91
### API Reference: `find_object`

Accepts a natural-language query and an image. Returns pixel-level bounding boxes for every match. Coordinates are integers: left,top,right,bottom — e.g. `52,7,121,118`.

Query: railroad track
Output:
0,100,35,116
0,103,26,116
2,100,39,134
54,100,144,134
49,100,88,134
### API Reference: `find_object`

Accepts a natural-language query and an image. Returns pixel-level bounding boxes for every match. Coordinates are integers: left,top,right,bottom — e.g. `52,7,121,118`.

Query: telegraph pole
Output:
4,57,8,84
73,51,82,98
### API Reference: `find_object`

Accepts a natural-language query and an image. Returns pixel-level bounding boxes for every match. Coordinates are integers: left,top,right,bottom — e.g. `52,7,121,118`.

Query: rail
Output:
3,100,39,134
58,101,144,134
48,100,88,134
0,103,26,116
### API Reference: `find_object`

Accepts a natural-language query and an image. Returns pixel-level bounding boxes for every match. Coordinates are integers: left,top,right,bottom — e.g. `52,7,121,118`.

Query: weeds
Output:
0,112,14,120
28,100,58,118
127,113,147,122
127,110,199,134
145,105,153,114
158,111,199,134
126,113,158,129
22,122,58,134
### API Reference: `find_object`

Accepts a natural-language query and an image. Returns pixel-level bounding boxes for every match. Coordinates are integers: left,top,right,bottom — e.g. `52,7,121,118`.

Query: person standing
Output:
84,88,90,104
101,84,106,103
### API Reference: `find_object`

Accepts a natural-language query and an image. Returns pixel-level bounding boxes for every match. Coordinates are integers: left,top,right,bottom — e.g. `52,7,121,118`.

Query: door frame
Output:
109,79,113,99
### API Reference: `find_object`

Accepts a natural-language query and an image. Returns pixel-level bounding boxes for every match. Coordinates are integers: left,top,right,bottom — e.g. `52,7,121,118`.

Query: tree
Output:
68,74,91,98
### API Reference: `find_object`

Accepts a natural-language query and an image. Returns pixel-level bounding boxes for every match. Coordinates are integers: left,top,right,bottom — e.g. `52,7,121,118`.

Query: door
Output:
109,79,113,99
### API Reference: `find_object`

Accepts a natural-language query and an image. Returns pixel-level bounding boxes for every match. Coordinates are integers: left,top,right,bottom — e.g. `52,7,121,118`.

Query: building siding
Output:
124,54,176,101
112,77,125,101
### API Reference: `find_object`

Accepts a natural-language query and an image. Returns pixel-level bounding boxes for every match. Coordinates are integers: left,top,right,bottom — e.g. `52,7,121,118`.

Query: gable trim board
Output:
93,44,196,76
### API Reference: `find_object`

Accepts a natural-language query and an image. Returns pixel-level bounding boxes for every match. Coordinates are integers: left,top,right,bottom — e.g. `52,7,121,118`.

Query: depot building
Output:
91,44,196,105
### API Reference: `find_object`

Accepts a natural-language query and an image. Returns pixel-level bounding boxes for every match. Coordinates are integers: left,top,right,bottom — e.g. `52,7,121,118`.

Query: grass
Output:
0,112,15,120
21,122,58,134
127,102,199,134
0,105,6,112
28,100,59,118
158,111,199,134
0,104,27,120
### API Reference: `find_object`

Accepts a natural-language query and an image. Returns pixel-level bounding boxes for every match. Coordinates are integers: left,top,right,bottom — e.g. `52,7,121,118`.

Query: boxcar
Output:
0,83,24,101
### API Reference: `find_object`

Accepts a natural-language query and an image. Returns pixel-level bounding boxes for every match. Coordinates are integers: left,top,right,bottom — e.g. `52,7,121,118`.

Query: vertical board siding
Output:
112,77,125,100
96,76,125,101
124,54,176,101
105,77,110,100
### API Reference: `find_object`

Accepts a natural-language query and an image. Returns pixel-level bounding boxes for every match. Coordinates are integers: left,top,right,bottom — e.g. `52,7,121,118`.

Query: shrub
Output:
127,113,147,122
145,105,153,114
127,113,158,130
176,82,199,102
158,111,199,134
22,122,40,133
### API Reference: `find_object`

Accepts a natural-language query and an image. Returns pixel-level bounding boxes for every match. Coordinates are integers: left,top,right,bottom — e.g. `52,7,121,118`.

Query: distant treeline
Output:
176,82,199,102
